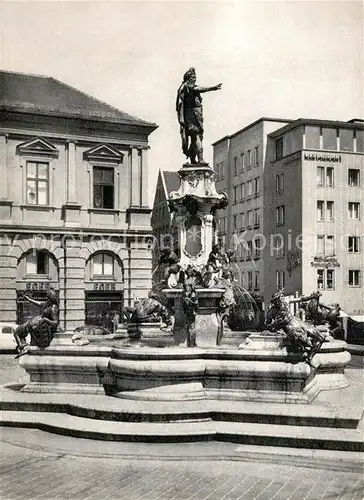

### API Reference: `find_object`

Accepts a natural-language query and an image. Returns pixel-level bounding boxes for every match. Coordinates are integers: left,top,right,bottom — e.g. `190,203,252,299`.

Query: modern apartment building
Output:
213,118,364,316
0,70,157,332
212,118,291,300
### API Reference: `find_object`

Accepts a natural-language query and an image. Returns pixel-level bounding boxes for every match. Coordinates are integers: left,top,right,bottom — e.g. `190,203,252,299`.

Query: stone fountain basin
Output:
17,334,351,404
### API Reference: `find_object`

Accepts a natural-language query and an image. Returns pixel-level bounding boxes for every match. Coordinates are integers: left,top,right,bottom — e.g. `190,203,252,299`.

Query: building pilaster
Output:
63,141,81,226
0,134,12,220
0,235,17,323
140,148,149,207
63,238,85,332
127,148,151,228
130,147,140,206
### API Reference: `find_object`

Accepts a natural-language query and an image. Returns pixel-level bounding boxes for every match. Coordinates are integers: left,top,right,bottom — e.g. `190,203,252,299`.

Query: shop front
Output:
84,252,124,332
85,283,124,332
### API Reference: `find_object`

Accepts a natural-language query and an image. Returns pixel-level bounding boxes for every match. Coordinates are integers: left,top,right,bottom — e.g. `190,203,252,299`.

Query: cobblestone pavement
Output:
1,437,363,500
1,355,363,500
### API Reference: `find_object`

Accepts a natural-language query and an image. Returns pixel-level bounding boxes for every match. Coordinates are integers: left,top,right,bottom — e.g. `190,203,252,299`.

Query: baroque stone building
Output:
0,70,157,332
213,117,364,318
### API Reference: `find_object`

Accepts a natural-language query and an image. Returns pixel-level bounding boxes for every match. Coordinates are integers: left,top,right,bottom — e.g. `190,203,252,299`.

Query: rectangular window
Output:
254,146,259,165
241,153,245,171
305,125,320,149
276,270,285,290
317,201,324,221
317,235,325,255
247,150,252,168
279,238,286,258
349,270,360,287
253,237,261,259
348,169,360,187
348,236,360,253
93,167,114,209
326,269,335,290
322,127,337,151
233,186,238,204
340,129,354,152
240,183,245,200
276,174,280,194
348,202,360,219
240,212,245,229
26,161,49,205
247,180,253,197
246,241,253,260
326,201,334,221
247,210,253,227
254,177,260,196
326,235,335,256
253,208,260,227
254,271,260,290
317,269,325,290
233,157,238,176
276,173,284,194
276,205,285,226
326,167,334,187
275,138,283,160
247,271,253,291
233,214,237,230
317,269,335,290
317,167,325,187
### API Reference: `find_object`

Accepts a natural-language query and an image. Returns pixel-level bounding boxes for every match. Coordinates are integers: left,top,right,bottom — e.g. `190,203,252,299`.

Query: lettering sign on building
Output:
26,282,51,291
304,154,342,163
93,282,116,291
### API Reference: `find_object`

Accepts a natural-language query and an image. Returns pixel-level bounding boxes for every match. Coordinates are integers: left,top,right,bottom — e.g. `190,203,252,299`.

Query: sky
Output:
1,0,363,200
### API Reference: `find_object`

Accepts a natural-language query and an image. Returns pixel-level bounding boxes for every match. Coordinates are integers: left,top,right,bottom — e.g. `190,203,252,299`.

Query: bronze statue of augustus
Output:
176,67,222,164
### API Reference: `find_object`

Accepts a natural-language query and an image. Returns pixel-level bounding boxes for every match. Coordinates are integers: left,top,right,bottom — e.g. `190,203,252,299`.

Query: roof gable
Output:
162,171,180,198
0,70,157,130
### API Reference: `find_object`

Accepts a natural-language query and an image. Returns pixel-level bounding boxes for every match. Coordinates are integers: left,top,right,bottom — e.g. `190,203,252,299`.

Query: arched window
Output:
92,253,114,277
26,250,49,275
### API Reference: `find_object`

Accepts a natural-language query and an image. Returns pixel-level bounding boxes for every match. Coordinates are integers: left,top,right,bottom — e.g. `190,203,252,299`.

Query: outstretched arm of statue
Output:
23,295,45,308
197,83,222,93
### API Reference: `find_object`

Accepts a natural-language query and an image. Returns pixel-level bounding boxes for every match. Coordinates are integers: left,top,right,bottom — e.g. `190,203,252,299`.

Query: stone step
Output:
1,410,363,451
1,386,361,429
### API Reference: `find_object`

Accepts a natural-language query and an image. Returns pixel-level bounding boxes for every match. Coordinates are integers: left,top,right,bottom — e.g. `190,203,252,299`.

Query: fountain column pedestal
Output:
164,288,225,347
